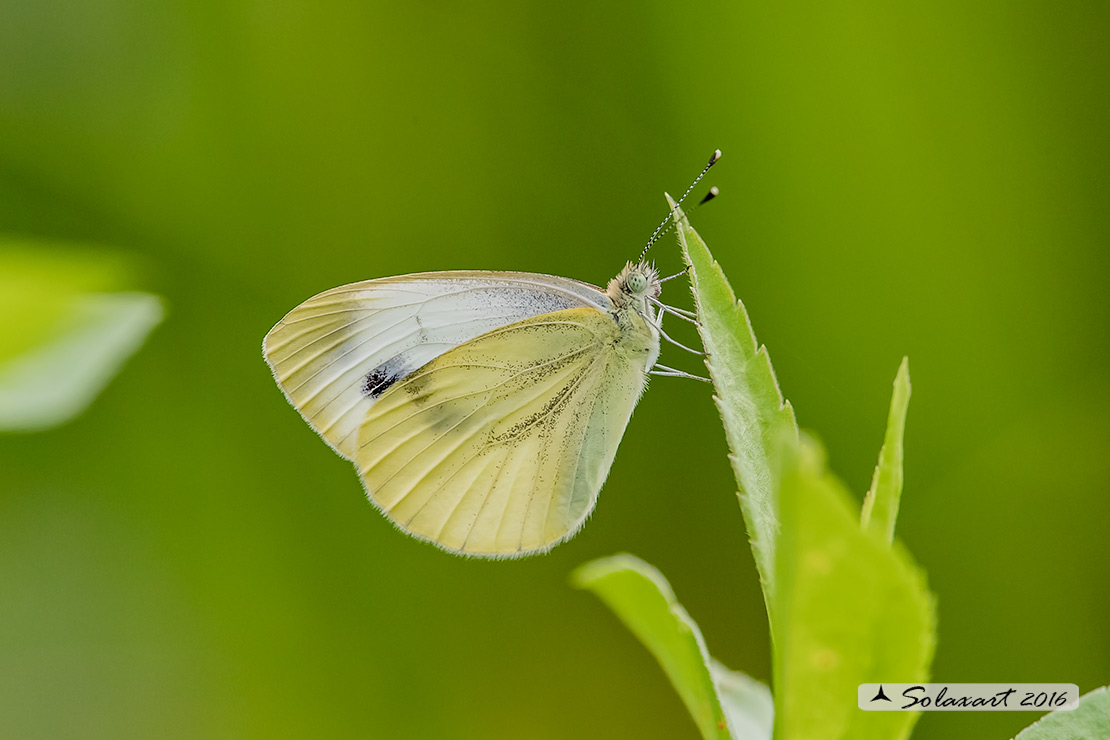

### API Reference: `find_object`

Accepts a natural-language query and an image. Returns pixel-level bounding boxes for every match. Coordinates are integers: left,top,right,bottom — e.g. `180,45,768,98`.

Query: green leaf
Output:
710,660,774,740
669,205,934,740
1013,686,1110,740
669,194,798,610
861,357,912,541
0,241,163,431
0,241,138,366
572,554,772,740
774,438,935,740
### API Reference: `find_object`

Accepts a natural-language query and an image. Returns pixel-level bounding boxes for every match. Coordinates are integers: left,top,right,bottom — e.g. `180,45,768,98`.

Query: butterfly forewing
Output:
263,272,610,459
353,308,649,557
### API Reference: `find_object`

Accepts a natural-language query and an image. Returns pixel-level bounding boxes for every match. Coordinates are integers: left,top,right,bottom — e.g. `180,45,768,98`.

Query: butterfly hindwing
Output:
353,307,649,557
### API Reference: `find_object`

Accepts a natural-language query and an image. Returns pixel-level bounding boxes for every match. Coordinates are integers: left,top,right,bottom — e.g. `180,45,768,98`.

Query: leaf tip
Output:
896,356,912,394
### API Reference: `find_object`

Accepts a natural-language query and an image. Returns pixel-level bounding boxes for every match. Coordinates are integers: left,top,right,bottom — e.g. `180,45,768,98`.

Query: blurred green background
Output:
1,0,1107,738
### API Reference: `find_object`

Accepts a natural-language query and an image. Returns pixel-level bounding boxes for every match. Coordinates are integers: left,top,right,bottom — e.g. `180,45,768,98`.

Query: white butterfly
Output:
263,153,718,558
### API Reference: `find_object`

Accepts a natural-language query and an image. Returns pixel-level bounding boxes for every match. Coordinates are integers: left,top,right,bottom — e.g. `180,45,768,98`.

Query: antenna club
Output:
709,149,722,165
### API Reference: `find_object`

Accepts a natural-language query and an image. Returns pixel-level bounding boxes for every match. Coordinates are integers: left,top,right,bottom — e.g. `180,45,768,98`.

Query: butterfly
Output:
262,152,719,558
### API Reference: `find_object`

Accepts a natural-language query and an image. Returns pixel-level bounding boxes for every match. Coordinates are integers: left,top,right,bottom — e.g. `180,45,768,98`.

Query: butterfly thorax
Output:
605,261,662,369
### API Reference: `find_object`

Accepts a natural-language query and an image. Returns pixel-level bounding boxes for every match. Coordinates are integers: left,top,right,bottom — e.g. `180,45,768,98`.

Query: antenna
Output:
699,186,719,205
638,149,721,262
641,186,720,258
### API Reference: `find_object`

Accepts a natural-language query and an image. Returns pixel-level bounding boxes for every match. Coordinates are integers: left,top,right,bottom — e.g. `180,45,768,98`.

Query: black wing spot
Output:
362,356,408,398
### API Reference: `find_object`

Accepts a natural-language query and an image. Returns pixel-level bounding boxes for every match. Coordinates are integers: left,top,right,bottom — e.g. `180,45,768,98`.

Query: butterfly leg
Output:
649,297,699,325
650,364,711,382
657,325,705,355
658,266,691,283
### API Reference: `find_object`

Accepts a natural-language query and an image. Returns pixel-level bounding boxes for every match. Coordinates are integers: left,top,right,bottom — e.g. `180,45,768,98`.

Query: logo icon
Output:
871,685,892,703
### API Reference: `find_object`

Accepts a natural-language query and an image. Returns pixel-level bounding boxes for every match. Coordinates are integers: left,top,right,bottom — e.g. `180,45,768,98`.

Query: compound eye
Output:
627,272,647,293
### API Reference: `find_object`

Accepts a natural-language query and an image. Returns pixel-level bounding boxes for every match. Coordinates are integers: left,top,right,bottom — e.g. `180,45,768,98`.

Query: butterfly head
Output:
607,261,661,316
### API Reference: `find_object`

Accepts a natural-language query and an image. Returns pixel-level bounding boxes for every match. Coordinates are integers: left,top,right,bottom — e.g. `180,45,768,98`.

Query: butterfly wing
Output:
263,272,611,460
353,307,652,557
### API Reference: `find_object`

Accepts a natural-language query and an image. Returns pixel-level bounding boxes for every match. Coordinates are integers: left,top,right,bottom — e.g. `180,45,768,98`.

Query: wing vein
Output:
459,447,512,552
540,359,607,539
356,344,598,452
366,350,592,506
299,279,607,310
399,354,597,535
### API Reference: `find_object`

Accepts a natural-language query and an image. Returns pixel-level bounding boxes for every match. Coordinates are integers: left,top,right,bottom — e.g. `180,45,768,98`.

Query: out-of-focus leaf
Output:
710,660,773,740
572,554,772,740
861,357,912,541
774,438,935,740
670,194,798,611
0,243,163,431
1013,686,1110,740
0,243,136,366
